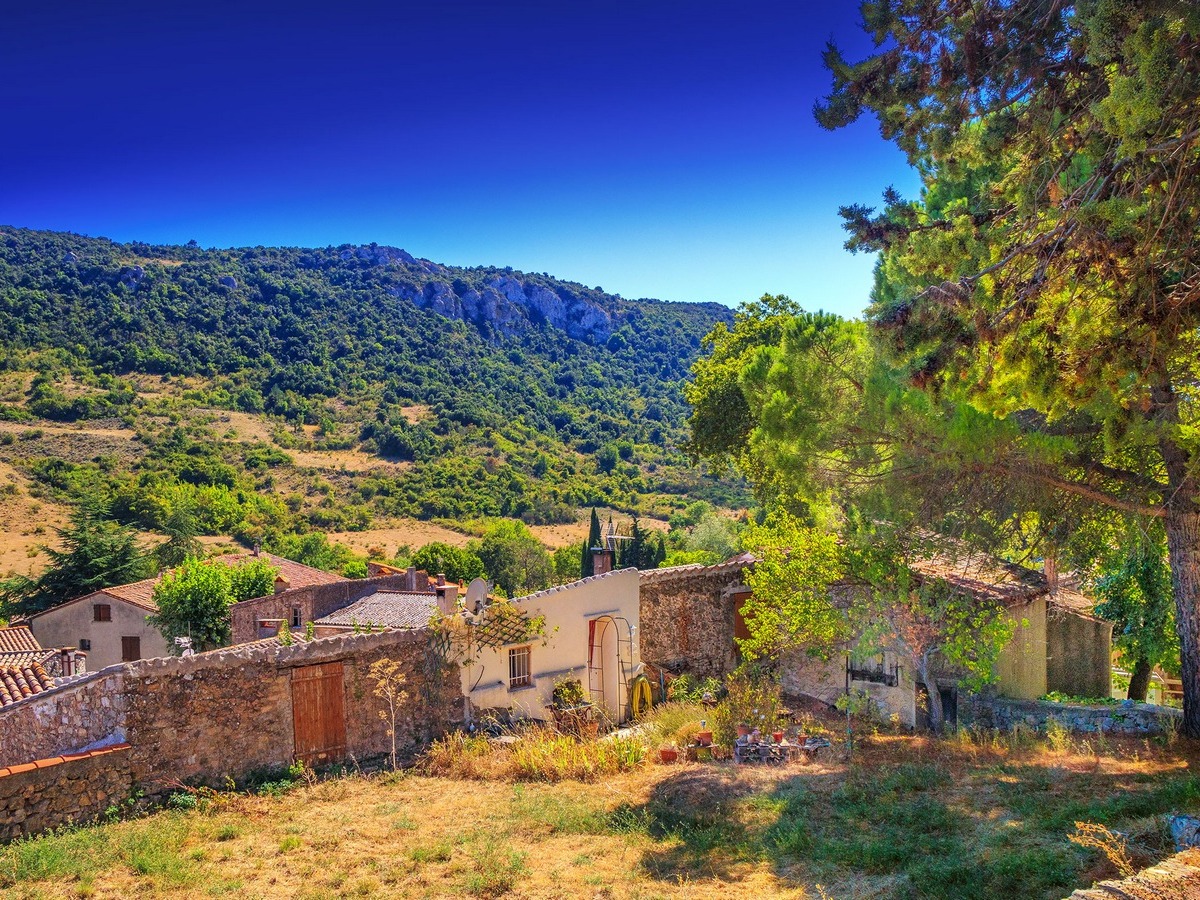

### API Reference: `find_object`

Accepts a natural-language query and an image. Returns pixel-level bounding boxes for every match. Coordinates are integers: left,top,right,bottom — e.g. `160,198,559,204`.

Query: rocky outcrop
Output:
387,268,613,342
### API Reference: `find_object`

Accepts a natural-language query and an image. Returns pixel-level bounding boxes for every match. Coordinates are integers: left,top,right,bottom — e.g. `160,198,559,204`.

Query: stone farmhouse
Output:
637,550,1112,728
26,550,344,669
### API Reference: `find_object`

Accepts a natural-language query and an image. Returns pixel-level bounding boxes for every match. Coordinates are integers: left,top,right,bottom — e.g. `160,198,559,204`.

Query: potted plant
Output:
737,722,752,738
695,720,713,747
550,677,594,738
658,743,679,764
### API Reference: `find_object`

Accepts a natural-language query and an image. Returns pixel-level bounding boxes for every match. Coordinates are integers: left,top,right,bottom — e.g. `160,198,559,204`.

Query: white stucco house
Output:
459,567,642,726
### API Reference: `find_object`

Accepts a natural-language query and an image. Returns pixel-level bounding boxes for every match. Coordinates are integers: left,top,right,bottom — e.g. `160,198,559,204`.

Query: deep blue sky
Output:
2,2,918,317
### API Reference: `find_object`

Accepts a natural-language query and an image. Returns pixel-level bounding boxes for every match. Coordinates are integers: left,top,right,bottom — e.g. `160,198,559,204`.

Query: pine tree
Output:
813,0,1200,735
0,502,153,616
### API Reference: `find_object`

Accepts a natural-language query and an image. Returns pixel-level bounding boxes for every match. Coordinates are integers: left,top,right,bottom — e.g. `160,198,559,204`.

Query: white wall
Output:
29,593,169,671
462,568,640,724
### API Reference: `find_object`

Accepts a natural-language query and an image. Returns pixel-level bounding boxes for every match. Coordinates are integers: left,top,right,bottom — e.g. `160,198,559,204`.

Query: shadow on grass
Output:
618,759,1199,900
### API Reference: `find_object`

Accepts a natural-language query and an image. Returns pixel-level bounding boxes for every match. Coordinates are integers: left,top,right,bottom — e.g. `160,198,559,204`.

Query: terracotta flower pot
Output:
696,730,713,747
773,731,784,743
659,747,679,764
737,724,752,738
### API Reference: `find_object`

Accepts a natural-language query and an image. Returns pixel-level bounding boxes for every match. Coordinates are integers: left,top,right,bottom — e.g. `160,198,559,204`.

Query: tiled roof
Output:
101,577,159,610
315,591,438,629
32,552,346,617
0,662,54,708
0,649,56,670
639,553,756,584
0,625,42,655
911,552,1051,606
216,552,345,590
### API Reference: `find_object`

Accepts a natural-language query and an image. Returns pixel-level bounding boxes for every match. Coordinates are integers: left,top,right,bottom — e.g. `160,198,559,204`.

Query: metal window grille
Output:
509,645,532,688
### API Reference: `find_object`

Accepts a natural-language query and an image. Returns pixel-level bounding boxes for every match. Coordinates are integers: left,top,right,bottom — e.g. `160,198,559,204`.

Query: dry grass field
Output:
3,707,1198,900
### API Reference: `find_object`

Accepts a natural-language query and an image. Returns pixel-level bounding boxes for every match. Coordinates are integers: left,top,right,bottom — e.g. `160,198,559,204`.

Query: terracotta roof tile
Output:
0,662,54,708
911,552,1049,606
215,552,345,590
33,552,346,618
0,625,42,655
639,553,756,584
0,649,56,670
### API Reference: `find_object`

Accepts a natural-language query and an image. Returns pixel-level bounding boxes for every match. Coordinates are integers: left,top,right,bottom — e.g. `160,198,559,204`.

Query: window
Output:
121,636,141,662
508,645,532,689
291,606,302,628
93,604,112,622
78,639,91,651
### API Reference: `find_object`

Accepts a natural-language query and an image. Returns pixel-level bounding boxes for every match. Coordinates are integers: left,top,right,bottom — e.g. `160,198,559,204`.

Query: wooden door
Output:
291,662,346,766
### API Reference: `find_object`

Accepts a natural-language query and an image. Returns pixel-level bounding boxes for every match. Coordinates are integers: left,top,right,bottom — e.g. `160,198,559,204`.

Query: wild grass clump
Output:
638,701,707,746
421,726,647,782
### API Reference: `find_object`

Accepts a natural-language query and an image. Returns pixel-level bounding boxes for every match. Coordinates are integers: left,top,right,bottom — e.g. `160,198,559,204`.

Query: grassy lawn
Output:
2,716,1198,899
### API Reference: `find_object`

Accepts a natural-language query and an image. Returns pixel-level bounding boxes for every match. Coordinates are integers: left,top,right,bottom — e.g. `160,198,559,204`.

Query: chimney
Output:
435,581,459,616
437,572,446,586
252,541,261,557
406,566,417,590
592,547,613,576
1043,555,1058,591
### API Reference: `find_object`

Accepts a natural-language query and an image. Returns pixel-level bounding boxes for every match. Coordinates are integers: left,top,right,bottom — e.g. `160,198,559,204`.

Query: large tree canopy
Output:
810,1,1200,734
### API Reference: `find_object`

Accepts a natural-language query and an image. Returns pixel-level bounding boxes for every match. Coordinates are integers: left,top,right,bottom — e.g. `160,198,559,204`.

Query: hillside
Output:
0,226,744,575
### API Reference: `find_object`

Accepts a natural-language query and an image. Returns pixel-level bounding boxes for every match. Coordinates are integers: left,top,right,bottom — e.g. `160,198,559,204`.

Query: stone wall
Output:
230,573,429,644
961,694,1181,735
0,671,126,769
0,629,463,802
0,744,132,842
1047,606,1112,700
1066,849,1200,899
639,560,750,677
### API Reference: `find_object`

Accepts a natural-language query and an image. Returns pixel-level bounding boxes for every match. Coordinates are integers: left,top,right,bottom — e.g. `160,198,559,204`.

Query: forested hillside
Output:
0,226,743,565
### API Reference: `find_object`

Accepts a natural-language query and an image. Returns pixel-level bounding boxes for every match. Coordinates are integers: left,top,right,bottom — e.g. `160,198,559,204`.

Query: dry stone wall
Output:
0,744,132,842
0,671,126,769
0,629,463,841
961,694,1181,735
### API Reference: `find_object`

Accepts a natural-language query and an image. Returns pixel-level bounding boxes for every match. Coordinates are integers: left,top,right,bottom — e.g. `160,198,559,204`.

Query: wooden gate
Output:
291,662,346,766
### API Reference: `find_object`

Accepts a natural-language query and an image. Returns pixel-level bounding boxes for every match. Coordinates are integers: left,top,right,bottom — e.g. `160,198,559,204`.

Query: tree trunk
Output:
1164,506,1200,737
1154,383,1200,738
1127,657,1153,703
919,653,943,731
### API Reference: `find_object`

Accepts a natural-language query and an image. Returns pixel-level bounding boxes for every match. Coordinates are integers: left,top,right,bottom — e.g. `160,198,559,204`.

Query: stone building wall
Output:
638,559,751,677
0,671,126,769
0,629,463,817
961,694,1180,734
229,573,427,644
1046,606,1113,699
0,744,133,842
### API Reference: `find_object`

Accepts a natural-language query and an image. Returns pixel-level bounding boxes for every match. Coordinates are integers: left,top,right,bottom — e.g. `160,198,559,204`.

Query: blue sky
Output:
2,2,919,317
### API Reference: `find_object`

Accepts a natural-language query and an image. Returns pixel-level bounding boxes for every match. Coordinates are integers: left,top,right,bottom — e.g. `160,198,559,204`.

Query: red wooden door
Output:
291,662,346,766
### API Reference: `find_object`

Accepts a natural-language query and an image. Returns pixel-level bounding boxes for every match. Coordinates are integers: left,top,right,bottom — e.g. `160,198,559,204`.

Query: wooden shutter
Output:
291,662,346,766
121,636,140,661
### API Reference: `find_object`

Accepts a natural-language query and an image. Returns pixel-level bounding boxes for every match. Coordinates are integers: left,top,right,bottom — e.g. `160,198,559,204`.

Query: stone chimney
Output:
406,566,418,590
